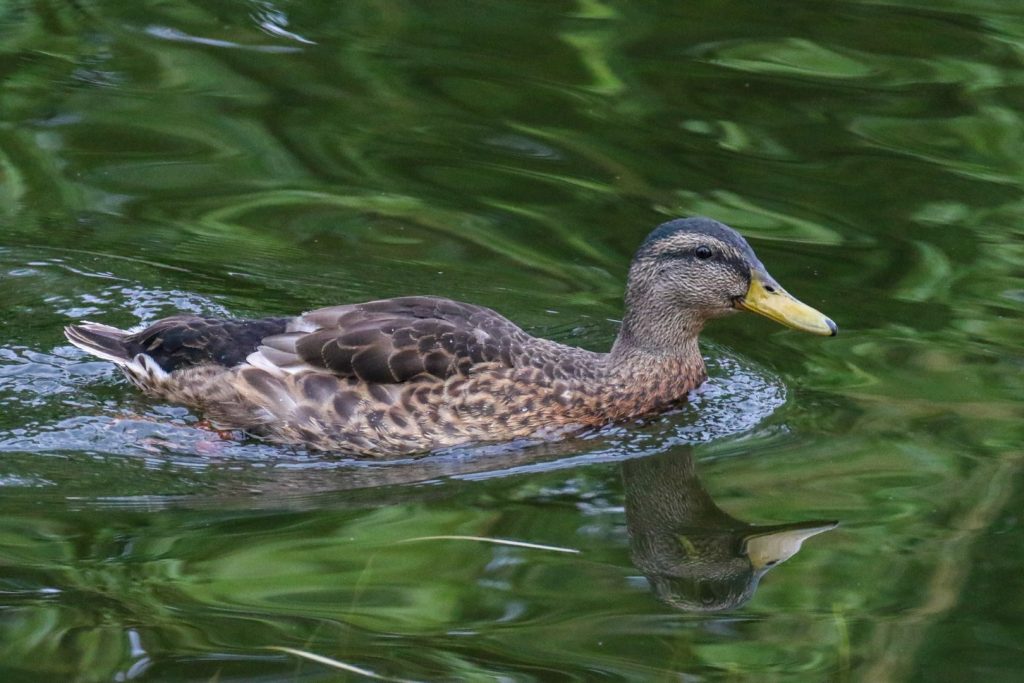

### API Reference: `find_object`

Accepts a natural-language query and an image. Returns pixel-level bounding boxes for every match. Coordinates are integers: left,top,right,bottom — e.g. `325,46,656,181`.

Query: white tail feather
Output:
66,337,125,364
64,322,130,364
120,353,171,389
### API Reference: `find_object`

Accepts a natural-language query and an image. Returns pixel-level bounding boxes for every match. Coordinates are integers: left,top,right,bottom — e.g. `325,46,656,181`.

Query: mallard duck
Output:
64,217,835,457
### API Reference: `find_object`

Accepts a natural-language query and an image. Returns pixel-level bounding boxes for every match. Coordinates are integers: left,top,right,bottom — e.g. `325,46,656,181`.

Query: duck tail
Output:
64,322,132,363
64,322,171,390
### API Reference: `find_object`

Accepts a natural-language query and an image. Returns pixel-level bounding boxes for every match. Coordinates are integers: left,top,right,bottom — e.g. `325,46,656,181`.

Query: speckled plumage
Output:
64,217,834,457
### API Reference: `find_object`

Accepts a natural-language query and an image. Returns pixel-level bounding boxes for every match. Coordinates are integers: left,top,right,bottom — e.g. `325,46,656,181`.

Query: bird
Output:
64,217,836,457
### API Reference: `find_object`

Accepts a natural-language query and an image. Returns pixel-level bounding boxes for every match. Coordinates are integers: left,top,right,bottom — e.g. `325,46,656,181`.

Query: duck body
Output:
66,297,704,456
65,218,836,457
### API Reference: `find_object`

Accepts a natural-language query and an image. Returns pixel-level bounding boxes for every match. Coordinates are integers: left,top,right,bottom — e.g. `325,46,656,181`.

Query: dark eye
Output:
695,245,713,260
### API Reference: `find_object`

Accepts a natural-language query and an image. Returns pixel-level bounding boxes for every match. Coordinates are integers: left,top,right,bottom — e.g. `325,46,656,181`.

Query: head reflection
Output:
622,450,835,612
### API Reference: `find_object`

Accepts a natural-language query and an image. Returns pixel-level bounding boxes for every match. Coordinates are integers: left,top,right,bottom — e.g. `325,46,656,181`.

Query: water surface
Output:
1,1,1023,680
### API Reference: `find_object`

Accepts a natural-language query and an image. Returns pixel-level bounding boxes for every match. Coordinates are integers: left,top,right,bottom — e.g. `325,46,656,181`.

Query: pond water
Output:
1,0,1023,680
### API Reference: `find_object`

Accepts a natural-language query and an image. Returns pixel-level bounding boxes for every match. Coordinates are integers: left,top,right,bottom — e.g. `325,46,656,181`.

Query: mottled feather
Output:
249,296,564,383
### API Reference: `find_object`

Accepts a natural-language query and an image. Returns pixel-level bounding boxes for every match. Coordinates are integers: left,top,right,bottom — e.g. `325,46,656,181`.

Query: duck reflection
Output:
623,450,835,612
101,431,834,613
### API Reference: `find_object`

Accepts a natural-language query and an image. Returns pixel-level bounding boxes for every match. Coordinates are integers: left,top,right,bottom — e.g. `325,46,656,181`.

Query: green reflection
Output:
0,0,1023,680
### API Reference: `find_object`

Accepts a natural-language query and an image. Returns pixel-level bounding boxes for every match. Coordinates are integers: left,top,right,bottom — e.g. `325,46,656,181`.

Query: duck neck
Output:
602,309,708,418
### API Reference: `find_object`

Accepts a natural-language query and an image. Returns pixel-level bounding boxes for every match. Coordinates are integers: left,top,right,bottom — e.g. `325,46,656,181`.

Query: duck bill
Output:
736,271,837,336
745,520,838,570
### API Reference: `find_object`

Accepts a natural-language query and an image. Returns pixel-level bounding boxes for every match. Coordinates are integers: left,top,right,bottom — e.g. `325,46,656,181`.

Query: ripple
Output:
142,26,303,54
850,106,1024,183
699,38,876,79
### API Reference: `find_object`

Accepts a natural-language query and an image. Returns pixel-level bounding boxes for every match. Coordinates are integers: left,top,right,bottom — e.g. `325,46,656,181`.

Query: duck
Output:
64,217,836,457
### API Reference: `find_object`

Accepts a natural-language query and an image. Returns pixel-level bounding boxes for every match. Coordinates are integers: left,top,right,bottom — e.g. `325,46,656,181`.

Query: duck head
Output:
616,217,836,354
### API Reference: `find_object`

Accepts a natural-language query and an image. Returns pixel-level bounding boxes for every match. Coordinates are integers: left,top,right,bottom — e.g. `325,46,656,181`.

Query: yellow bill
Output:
736,270,837,336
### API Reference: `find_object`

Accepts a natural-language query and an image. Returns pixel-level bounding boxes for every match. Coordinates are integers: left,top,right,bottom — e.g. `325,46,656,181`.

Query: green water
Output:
1,0,1023,680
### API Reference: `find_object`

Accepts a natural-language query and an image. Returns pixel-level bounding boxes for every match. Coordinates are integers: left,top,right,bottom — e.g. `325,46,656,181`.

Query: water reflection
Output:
168,443,836,613
623,450,835,611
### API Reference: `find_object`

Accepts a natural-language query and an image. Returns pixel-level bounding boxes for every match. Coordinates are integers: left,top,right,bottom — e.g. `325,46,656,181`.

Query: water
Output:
1,0,1023,680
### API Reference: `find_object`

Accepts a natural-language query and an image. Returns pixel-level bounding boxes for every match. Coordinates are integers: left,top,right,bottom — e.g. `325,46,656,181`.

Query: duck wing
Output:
251,296,533,384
